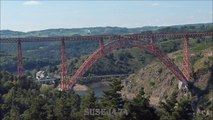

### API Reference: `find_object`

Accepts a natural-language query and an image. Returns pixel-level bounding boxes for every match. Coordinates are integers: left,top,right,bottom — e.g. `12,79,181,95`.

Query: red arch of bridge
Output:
62,39,188,90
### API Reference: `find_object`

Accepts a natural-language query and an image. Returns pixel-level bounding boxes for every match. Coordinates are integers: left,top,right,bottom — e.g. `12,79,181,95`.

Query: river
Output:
75,86,110,97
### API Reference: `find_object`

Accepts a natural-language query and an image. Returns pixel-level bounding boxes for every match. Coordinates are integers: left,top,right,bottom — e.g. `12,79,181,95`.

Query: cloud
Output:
152,3,159,7
23,0,40,6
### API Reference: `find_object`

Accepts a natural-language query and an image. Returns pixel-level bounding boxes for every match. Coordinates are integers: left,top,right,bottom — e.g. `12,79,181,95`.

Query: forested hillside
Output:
0,26,160,38
0,72,212,120
122,39,212,101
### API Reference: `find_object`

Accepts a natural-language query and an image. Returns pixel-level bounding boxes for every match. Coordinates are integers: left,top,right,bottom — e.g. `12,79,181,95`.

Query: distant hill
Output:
0,26,160,38
0,23,212,38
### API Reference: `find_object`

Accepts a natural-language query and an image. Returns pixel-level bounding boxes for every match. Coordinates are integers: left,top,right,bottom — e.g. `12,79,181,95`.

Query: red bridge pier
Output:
60,38,68,90
182,36,193,81
17,40,24,77
150,36,155,50
99,37,104,55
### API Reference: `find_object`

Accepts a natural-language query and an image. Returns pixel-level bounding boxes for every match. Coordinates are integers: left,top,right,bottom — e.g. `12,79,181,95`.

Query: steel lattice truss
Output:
1,32,212,43
64,40,189,90
1,32,213,90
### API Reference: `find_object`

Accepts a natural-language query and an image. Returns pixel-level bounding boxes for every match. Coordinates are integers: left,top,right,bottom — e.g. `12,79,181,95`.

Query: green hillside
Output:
0,26,160,38
122,40,213,111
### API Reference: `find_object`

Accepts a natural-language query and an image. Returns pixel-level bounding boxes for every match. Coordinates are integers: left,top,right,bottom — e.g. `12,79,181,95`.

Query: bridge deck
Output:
1,32,212,43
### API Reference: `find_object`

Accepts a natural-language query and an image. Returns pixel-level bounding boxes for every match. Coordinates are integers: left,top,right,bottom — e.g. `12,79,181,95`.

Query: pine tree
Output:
9,105,20,120
193,113,213,120
101,78,124,109
54,91,80,120
82,90,96,109
81,90,97,120
159,91,194,120
23,96,47,120
54,93,72,120
159,91,178,120
99,78,125,119
0,95,2,120
43,104,57,120
123,87,159,120
172,98,193,120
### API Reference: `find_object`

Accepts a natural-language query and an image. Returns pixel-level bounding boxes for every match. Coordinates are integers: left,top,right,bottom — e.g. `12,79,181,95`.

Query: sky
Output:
1,0,212,32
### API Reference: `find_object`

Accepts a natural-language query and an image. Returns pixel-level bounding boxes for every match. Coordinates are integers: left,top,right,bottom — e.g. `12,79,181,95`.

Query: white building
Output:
36,71,45,80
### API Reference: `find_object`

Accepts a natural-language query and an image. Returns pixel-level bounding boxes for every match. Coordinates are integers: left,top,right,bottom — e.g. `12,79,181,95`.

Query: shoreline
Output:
73,81,110,91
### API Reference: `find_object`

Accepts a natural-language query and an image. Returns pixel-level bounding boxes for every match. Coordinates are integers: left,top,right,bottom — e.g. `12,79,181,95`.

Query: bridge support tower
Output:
99,37,104,55
150,36,155,50
17,40,24,77
182,36,193,81
60,38,68,90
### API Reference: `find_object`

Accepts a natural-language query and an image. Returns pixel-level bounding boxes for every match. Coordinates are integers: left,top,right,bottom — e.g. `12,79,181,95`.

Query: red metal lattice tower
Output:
150,36,155,50
60,39,68,90
182,36,193,81
17,40,24,77
99,37,104,55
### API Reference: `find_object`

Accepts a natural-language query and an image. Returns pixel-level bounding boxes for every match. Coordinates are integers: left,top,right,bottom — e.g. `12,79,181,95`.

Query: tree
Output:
23,96,47,120
82,90,96,109
172,98,193,120
0,93,3,120
54,91,80,120
81,90,97,120
43,104,57,120
101,78,124,109
9,105,20,120
123,87,159,120
193,113,213,120
159,91,194,120
159,91,178,120
98,78,125,119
